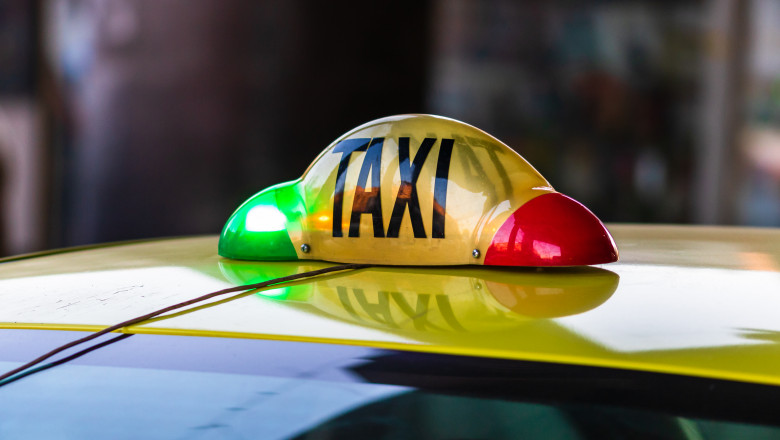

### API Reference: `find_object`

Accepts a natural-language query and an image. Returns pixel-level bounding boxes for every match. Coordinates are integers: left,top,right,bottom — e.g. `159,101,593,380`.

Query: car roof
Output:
1,224,780,386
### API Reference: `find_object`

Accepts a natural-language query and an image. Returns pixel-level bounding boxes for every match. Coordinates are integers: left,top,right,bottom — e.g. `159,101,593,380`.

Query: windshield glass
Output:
1,329,779,439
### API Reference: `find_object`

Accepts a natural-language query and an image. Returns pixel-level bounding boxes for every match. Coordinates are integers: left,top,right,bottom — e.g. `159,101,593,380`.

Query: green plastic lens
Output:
218,181,300,260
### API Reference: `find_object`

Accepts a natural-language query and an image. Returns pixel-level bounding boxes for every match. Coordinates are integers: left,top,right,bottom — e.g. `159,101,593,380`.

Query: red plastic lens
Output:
484,193,618,267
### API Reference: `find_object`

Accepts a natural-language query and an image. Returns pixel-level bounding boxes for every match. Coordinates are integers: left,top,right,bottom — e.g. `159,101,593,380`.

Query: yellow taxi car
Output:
1,115,780,438
1,226,780,439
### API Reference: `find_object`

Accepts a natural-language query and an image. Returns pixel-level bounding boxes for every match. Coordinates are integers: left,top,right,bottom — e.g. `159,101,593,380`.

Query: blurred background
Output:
0,0,779,257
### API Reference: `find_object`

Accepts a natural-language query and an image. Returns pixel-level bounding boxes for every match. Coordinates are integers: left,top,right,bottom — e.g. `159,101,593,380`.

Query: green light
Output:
218,181,300,260
245,205,287,232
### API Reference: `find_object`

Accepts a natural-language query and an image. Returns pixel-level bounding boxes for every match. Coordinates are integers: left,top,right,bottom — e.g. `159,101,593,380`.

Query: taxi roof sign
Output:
219,114,618,266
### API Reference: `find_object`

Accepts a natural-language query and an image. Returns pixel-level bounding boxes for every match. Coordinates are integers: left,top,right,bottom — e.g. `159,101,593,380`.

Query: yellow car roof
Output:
1,224,780,386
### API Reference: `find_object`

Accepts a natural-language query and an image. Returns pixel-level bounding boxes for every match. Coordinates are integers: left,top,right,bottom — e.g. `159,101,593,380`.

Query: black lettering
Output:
349,138,385,237
353,289,397,327
387,137,434,238
436,294,465,331
432,138,454,238
389,292,441,331
333,136,453,240
332,138,371,237
337,286,363,321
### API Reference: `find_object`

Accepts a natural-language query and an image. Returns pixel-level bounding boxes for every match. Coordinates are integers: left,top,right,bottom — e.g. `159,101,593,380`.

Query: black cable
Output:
0,263,371,387
0,334,134,387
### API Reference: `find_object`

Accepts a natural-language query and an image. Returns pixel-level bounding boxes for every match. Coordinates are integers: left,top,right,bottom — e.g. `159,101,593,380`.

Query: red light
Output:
484,193,618,266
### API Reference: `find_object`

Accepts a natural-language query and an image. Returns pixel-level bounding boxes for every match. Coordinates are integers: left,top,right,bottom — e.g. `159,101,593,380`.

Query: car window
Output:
1,330,780,440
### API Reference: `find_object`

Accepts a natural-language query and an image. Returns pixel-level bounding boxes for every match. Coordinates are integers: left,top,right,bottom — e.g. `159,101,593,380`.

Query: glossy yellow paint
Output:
220,261,618,332
287,114,555,264
1,225,780,386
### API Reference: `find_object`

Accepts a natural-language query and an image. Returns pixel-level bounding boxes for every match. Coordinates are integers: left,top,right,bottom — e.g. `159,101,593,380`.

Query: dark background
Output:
0,0,778,256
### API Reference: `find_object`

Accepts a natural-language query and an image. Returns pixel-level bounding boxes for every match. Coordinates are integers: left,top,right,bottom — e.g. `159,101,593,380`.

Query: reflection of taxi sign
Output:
219,260,620,332
219,114,618,266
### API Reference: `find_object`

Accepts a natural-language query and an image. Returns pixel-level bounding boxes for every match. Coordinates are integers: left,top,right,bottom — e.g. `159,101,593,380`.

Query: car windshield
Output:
1,329,780,440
